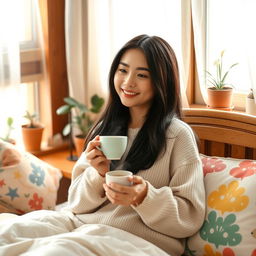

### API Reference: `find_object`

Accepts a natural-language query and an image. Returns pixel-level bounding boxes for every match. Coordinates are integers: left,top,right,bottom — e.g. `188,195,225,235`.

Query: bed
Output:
182,108,256,160
0,108,255,256
182,108,256,256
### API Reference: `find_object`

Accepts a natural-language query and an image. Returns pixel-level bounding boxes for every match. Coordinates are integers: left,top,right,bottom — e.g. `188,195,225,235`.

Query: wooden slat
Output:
191,125,256,149
182,108,256,160
199,139,206,155
231,145,246,159
210,141,225,157
253,149,256,160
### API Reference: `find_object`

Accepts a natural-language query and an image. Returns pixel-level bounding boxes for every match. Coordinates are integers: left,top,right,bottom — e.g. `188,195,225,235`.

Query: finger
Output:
93,155,109,166
130,175,144,185
86,148,104,161
108,182,131,194
103,184,132,205
85,136,101,152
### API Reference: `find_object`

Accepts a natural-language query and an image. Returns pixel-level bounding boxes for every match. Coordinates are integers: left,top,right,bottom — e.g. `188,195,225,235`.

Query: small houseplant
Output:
0,117,15,144
56,94,104,156
206,50,238,109
22,111,44,152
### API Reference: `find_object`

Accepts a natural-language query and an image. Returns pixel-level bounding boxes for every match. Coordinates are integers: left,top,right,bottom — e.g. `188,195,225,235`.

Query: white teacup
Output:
106,170,133,186
99,136,127,160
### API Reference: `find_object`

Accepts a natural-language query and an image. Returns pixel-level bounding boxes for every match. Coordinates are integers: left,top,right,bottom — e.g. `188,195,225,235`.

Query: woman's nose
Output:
123,73,136,87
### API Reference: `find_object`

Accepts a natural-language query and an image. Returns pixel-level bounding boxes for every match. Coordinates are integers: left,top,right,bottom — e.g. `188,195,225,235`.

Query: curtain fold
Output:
0,1,21,87
65,0,88,104
0,1,45,145
190,0,207,104
65,0,190,108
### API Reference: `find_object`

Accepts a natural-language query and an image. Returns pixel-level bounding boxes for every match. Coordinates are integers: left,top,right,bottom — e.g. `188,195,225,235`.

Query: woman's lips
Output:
122,89,138,97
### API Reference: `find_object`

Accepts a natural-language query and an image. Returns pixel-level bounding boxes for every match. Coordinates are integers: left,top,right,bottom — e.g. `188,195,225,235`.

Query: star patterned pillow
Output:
0,139,62,214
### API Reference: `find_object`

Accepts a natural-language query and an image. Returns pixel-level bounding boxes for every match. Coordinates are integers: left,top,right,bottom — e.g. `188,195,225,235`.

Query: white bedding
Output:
0,212,169,256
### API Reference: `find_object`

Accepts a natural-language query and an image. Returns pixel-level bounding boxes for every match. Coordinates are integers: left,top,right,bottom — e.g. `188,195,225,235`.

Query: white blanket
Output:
0,212,169,256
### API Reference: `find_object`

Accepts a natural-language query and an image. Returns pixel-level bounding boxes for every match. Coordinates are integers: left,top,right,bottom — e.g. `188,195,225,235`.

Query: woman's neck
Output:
128,107,148,128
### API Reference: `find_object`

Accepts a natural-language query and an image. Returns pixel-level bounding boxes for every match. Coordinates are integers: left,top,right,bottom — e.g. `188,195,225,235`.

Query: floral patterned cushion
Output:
0,139,62,214
185,154,256,256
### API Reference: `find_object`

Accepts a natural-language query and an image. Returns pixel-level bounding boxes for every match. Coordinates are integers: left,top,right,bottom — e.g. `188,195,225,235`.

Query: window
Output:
0,0,43,147
206,0,255,94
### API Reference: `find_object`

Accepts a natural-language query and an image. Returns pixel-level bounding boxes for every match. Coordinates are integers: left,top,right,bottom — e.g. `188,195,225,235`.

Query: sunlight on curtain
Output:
85,0,187,105
0,0,43,146
0,1,21,87
207,0,255,94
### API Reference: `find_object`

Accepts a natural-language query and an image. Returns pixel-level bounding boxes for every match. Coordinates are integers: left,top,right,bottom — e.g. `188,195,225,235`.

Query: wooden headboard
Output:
182,108,256,160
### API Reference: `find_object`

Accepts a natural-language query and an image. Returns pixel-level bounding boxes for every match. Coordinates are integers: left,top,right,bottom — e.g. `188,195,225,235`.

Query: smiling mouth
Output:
122,89,138,96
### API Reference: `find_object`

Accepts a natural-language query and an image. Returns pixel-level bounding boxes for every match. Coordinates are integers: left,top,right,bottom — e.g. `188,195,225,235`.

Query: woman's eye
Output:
137,73,148,78
119,69,127,73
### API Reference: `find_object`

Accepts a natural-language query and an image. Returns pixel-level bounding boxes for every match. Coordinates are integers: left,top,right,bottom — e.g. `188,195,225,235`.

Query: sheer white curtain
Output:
244,1,256,101
0,2,21,88
65,0,189,107
0,1,22,142
190,0,207,104
65,0,88,104
0,1,45,145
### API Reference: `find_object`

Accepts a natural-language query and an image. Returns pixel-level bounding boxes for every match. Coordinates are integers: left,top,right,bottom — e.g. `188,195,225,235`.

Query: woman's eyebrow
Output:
119,62,149,71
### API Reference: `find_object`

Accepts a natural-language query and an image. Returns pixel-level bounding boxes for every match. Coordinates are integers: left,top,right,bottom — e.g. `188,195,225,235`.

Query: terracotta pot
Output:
74,135,85,157
207,87,233,109
22,125,44,152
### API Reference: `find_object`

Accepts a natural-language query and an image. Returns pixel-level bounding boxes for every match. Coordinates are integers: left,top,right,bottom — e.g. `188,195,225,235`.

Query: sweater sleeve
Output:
67,152,107,214
132,121,206,238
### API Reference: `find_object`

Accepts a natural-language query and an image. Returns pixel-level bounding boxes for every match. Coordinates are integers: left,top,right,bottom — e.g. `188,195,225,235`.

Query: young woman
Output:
0,35,205,256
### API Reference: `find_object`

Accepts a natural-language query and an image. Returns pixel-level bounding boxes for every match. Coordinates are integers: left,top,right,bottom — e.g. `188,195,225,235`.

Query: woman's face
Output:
114,48,154,114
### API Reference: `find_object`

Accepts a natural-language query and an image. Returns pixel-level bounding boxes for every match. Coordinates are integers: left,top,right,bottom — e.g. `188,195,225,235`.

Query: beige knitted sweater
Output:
68,118,205,256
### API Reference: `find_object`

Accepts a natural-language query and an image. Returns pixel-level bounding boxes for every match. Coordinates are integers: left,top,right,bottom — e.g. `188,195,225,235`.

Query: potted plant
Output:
0,117,16,144
206,50,238,110
56,94,105,156
21,111,44,152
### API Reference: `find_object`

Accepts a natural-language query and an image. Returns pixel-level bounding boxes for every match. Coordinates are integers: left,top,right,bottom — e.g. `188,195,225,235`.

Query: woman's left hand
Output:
103,175,148,207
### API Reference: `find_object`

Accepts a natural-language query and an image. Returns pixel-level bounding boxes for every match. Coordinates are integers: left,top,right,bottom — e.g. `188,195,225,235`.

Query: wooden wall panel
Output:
38,0,69,143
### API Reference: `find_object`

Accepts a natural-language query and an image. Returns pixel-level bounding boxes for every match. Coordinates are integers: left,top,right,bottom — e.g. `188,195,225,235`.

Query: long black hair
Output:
84,35,181,174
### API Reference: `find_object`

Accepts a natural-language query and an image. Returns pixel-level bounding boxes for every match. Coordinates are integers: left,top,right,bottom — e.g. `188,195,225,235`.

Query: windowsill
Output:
189,104,246,114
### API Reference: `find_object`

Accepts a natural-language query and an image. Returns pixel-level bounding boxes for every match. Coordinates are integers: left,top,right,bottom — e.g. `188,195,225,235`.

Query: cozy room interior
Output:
0,0,256,255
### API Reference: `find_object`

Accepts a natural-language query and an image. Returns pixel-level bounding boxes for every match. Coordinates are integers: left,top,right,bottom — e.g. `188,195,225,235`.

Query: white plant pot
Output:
246,98,256,115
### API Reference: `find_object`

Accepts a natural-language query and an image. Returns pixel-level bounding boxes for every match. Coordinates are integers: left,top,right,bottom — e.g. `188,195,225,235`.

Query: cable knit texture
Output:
67,118,206,256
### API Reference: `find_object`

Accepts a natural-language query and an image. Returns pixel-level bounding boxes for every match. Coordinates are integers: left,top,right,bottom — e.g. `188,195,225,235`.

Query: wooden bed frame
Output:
56,108,256,204
182,108,256,160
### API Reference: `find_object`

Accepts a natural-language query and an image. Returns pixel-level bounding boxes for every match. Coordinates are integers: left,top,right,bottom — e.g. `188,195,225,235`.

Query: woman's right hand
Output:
85,135,110,177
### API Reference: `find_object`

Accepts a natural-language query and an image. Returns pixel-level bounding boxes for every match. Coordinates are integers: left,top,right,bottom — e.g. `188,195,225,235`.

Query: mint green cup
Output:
99,136,128,160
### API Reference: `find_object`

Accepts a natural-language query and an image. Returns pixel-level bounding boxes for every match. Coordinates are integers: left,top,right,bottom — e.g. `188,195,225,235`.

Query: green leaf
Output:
64,97,80,107
62,123,71,136
90,94,104,113
77,102,88,113
7,117,13,127
56,105,72,115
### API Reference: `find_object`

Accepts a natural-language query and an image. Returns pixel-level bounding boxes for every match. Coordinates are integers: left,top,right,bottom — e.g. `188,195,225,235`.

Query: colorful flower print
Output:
0,179,5,187
28,193,43,210
203,244,235,256
230,160,256,180
200,211,241,248
29,163,45,186
202,157,226,176
251,249,256,256
5,187,19,200
208,180,248,214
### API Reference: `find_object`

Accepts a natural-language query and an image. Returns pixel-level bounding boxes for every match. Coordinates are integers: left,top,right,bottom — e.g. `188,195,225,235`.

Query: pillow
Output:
185,154,256,256
0,139,62,214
